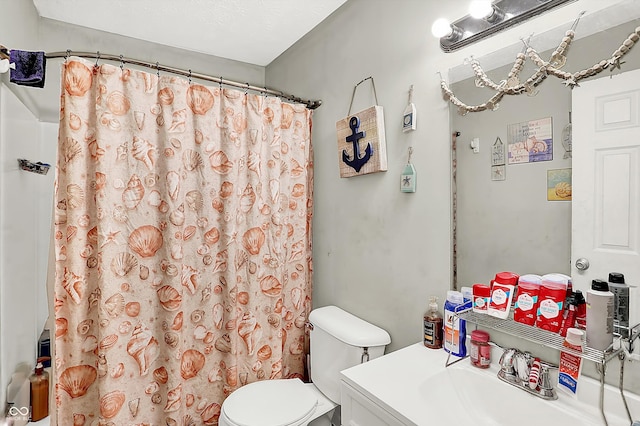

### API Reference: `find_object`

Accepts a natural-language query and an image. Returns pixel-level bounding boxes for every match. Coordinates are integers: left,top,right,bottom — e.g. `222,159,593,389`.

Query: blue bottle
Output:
443,290,472,357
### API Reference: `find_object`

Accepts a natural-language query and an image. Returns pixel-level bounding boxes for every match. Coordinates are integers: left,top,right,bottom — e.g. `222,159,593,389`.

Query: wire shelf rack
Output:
457,309,622,364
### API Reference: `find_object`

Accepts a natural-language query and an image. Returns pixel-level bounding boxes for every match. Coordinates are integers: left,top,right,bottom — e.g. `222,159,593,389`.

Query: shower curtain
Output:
53,57,313,425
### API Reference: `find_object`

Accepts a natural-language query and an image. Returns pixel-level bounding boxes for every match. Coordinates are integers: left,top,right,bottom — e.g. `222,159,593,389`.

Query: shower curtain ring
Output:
188,69,192,84
95,51,100,67
65,49,71,62
156,62,160,77
219,76,223,89
245,83,249,95
119,54,124,71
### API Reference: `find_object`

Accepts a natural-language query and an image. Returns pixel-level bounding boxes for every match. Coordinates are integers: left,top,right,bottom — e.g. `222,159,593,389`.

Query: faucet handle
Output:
514,351,531,383
539,365,552,389
538,365,556,399
499,348,518,377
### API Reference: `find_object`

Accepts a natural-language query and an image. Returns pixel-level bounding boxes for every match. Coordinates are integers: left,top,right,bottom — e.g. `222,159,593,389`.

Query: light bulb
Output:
431,18,453,38
469,0,493,19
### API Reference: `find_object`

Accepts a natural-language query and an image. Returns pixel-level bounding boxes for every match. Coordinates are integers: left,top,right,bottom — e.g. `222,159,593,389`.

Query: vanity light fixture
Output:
435,0,576,52
431,18,464,42
469,0,504,23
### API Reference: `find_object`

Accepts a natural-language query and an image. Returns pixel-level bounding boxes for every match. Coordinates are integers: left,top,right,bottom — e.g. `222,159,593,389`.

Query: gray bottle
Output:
586,279,614,350
608,272,629,339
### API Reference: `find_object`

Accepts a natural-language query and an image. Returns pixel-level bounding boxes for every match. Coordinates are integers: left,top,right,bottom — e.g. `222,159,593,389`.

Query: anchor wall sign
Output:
336,105,388,178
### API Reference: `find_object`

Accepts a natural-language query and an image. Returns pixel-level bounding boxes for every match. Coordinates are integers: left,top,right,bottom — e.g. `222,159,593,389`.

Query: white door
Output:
572,69,640,327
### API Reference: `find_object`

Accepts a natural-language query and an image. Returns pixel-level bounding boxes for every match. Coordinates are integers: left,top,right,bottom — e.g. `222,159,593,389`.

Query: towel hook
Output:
94,51,100,67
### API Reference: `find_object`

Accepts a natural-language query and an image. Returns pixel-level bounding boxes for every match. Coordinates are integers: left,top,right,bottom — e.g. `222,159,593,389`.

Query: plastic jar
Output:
469,330,491,369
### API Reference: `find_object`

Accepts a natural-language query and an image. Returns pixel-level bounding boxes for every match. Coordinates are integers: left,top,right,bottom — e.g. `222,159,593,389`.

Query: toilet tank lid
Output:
309,306,391,347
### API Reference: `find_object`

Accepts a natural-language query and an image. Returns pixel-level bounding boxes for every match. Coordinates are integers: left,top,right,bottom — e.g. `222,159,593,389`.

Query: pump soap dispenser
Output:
29,361,49,422
424,296,443,349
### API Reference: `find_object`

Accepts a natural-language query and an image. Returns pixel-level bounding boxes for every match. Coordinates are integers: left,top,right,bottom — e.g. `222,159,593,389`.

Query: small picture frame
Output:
491,165,506,181
491,137,505,166
547,168,572,201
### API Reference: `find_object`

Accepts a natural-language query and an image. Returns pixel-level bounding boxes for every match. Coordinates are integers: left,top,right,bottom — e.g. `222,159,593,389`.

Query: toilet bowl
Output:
219,306,391,426
218,378,336,426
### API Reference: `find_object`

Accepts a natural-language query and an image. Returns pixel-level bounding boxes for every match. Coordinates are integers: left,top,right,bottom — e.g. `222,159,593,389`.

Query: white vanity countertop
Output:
340,342,640,426
340,343,461,425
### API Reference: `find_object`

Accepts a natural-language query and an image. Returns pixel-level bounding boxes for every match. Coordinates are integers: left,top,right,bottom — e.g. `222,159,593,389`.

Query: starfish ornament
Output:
563,78,579,88
608,58,625,71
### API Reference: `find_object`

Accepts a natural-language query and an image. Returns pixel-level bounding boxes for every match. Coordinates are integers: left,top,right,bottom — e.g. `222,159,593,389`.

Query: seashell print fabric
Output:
54,57,314,425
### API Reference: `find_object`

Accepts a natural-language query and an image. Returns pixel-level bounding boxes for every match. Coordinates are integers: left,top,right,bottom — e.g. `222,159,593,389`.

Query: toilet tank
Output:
308,306,391,403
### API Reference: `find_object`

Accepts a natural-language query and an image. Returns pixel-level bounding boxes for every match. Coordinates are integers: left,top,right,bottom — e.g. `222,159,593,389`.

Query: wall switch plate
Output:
470,138,480,153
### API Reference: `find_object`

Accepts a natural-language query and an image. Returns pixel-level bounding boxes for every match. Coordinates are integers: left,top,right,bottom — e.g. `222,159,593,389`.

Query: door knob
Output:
575,258,590,271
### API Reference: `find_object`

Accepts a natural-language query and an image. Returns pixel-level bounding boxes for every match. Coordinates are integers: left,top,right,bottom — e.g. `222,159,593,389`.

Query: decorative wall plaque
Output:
336,105,387,178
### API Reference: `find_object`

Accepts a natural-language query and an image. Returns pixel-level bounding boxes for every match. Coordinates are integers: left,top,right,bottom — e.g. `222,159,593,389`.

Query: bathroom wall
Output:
0,0,43,412
0,83,44,410
37,123,57,331
0,0,41,121
0,1,39,49
266,0,627,352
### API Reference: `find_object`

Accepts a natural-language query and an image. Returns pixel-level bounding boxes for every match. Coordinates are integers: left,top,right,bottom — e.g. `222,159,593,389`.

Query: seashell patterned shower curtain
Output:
53,57,313,425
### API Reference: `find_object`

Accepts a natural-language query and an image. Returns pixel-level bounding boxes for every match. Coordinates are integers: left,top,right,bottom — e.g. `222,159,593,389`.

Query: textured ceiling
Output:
32,0,348,66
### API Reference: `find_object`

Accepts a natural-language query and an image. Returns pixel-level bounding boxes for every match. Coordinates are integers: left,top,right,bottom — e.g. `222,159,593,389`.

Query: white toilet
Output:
219,305,391,426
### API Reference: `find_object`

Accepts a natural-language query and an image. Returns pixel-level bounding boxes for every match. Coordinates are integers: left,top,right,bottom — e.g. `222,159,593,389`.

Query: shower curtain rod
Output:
47,49,322,109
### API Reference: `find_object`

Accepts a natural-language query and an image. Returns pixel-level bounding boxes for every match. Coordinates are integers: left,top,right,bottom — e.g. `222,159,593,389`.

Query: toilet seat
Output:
221,378,318,426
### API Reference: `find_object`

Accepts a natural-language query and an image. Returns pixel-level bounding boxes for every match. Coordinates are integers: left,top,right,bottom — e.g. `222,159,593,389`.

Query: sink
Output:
341,343,640,426
419,364,604,426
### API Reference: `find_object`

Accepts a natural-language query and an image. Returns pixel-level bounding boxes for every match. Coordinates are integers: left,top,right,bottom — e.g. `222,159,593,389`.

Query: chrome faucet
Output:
498,348,557,400
498,348,518,378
